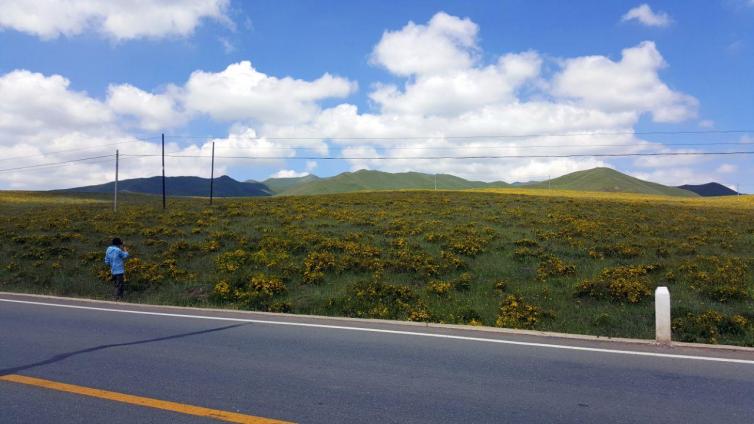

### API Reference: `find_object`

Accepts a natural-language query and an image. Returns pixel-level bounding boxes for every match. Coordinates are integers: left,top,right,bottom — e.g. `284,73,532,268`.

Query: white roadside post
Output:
655,287,671,345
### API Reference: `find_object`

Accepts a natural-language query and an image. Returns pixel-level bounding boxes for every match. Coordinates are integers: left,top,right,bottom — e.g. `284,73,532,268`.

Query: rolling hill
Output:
258,174,321,194
278,169,509,195
54,167,706,198
56,175,272,197
677,183,739,197
527,168,698,197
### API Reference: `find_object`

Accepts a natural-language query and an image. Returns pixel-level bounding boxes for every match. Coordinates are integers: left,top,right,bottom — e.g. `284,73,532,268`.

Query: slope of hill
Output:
280,169,509,195
528,168,698,197
677,183,739,197
56,176,272,197
260,174,321,194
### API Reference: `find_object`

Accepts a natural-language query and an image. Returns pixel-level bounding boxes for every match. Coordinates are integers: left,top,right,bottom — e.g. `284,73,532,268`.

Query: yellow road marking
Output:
0,374,294,424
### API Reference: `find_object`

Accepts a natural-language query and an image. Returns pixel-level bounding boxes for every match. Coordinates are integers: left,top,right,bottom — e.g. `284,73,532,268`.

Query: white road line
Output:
2,298,753,365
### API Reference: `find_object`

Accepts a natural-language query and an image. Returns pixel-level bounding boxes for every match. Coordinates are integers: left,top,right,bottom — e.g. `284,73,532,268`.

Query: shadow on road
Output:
0,323,246,375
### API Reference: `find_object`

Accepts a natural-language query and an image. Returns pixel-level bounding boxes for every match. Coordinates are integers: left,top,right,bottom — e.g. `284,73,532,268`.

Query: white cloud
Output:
269,169,310,178
0,12,709,189
370,12,479,76
621,4,672,27
0,70,113,135
698,119,715,129
370,51,542,116
0,0,231,40
255,12,699,183
551,41,698,123
107,84,186,130
717,164,737,174
181,61,357,124
631,168,719,186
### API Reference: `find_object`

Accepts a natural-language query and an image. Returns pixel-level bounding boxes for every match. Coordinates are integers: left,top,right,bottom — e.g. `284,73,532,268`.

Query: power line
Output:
0,138,157,163
120,151,754,161
162,129,754,141
0,154,114,173
207,141,752,151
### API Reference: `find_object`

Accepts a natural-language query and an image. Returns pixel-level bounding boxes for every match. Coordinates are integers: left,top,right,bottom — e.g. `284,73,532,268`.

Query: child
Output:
104,238,130,300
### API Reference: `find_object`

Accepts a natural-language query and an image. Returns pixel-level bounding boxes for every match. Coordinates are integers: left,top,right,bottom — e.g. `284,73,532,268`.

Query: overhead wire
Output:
161,129,754,141
0,154,115,173
119,151,754,161
0,137,158,163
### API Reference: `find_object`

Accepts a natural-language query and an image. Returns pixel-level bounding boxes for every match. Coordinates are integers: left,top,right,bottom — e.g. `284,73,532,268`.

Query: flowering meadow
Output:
1,189,752,346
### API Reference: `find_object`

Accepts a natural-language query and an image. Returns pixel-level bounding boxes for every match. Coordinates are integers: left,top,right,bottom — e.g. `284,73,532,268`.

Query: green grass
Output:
1,189,752,346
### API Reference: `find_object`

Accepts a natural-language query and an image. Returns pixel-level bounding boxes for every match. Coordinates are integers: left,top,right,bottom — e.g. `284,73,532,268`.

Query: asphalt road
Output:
1,293,753,423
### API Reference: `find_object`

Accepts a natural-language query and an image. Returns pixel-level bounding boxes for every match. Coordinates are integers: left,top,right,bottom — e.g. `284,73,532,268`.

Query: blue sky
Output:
0,0,752,191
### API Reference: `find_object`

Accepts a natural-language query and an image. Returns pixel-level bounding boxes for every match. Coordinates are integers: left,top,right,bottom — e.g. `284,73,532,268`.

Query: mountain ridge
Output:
527,168,698,197
54,175,272,197
54,167,710,198
677,182,739,197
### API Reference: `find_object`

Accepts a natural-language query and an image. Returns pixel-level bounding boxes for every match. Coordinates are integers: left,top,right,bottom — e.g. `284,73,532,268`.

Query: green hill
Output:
56,175,272,197
279,169,509,195
259,175,321,194
677,183,739,197
528,168,698,197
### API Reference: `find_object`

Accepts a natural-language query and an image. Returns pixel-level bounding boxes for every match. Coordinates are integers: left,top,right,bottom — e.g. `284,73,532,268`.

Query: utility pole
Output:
114,149,119,212
548,174,551,190
210,142,215,205
161,133,166,210
434,173,437,191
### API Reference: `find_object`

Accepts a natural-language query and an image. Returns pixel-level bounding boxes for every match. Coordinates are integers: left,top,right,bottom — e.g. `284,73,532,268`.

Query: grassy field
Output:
1,189,752,346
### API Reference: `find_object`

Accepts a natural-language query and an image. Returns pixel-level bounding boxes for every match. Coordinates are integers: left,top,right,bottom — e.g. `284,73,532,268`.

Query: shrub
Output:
453,272,473,291
593,244,643,259
678,256,750,302
513,238,539,248
339,281,418,320
302,251,338,284
513,246,543,261
536,256,576,281
576,265,659,304
427,280,452,296
495,295,543,329
672,310,749,344
215,249,250,273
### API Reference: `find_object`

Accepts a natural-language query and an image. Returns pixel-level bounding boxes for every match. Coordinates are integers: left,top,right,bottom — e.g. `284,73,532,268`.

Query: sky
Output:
0,0,752,191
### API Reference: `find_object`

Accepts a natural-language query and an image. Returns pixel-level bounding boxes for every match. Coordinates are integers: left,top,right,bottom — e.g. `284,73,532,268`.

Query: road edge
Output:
2,290,753,353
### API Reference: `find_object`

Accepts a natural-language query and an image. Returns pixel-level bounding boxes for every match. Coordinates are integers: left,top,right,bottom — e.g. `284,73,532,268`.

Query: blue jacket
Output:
104,246,129,275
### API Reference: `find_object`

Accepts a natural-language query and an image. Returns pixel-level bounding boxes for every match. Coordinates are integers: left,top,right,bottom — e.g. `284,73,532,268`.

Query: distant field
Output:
1,189,752,346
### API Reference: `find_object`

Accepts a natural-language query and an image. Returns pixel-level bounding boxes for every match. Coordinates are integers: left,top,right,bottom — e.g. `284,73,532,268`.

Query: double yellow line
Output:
0,374,293,424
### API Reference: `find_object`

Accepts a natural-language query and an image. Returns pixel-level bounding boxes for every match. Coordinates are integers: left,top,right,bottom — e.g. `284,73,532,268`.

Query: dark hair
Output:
112,238,123,246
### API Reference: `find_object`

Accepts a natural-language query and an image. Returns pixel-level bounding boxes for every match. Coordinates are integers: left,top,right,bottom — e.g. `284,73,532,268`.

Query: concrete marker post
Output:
655,286,671,345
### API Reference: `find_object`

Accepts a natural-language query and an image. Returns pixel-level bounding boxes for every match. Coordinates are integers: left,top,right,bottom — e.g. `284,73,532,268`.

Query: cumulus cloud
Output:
1,12,711,188
180,61,357,124
107,84,186,130
621,4,672,27
0,70,113,135
370,12,479,76
269,169,310,178
0,0,231,40
370,51,542,116
551,41,698,123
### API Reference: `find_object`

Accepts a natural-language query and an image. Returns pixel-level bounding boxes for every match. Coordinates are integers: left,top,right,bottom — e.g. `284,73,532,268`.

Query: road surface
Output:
1,292,753,423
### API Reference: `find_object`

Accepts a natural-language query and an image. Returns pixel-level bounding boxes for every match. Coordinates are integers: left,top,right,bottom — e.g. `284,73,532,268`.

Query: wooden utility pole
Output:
161,133,166,210
114,149,119,212
210,142,215,205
